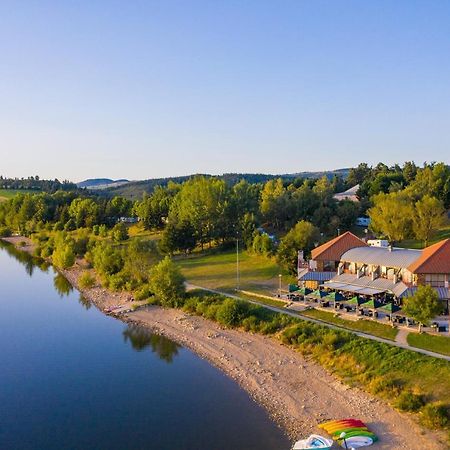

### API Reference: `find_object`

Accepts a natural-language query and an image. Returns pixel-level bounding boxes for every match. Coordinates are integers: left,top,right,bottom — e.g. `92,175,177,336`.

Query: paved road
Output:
186,283,450,362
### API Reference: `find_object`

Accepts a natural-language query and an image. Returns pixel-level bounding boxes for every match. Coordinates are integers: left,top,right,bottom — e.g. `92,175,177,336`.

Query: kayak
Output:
292,434,334,450
339,436,374,448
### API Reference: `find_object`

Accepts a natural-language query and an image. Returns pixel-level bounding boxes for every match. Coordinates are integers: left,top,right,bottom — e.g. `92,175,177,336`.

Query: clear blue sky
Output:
1,0,449,181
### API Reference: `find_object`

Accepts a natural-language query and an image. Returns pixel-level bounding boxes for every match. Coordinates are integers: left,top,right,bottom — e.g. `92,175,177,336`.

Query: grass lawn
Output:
127,224,163,241
407,332,450,357
398,217,450,249
0,188,36,201
177,249,295,296
300,308,399,341
237,292,288,308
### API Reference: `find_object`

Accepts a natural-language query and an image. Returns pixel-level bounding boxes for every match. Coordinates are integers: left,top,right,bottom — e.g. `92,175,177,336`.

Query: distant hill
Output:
99,169,350,199
77,178,129,190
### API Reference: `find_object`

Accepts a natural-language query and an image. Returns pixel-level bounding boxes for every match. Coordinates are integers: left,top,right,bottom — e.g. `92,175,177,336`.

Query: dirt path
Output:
128,306,444,450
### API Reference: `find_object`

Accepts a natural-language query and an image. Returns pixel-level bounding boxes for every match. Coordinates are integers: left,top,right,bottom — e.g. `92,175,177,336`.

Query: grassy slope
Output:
398,217,450,249
407,333,450,357
0,188,36,201
300,308,399,340
176,249,295,296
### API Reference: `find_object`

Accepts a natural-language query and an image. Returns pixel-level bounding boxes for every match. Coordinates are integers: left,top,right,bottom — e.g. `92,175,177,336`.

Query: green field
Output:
407,332,450,357
398,218,450,249
300,308,399,340
0,189,36,201
176,249,295,296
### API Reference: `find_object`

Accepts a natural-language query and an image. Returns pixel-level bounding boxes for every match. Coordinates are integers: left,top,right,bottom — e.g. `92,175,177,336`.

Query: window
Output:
424,274,446,287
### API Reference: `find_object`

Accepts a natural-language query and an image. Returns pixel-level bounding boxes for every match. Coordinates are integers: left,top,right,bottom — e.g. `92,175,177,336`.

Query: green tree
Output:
149,256,185,307
111,222,129,242
368,192,414,243
402,285,443,332
412,195,445,246
52,235,76,269
159,220,196,255
90,242,124,277
277,220,320,274
68,198,99,228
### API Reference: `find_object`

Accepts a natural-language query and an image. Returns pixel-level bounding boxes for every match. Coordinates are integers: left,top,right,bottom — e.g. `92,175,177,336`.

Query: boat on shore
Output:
292,434,334,450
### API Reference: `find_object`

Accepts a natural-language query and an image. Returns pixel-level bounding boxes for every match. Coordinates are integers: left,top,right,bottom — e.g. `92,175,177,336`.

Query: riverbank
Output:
2,236,447,449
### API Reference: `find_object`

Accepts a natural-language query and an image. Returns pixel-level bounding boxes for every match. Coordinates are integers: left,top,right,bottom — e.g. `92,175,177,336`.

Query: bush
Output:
0,226,12,237
395,390,425,412
216,298,250,327
134,284,153,301
367,376,402,398
79,271,96,289
111,222,129,242
242,315,261,332
420,402,449,429
90,242,124,276
149,256,185,307
52,235,76,269
107,272,128,291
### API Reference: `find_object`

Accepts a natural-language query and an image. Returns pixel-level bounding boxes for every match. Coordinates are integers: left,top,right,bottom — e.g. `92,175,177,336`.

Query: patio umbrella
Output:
297,287,312,296
377,302,401,314
361,299,381,309
345,296,365,306
288,284,300,293
324,291,345,302
309,289,328,299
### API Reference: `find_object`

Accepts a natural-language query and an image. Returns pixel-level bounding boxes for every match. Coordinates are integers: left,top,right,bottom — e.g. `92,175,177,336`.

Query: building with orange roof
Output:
297,234,450,315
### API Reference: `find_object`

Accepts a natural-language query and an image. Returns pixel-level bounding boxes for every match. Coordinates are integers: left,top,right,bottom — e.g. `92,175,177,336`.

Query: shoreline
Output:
1,236,446,449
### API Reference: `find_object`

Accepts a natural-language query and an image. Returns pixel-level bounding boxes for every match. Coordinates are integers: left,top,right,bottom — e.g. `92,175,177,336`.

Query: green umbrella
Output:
377,302,400,314
297,287,312,296
324,291,344,301
361,299,381,309
288,284,300,293
345,296,365,306
309,289,327,299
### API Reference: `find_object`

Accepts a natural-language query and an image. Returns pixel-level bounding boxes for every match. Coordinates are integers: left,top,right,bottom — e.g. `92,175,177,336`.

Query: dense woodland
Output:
0,175,78,192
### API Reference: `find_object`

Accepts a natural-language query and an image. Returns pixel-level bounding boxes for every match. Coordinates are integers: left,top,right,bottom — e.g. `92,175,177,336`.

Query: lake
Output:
0,243,290,450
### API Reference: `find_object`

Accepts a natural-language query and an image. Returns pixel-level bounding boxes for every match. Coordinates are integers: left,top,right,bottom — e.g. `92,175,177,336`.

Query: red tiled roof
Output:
311,231,367,261
407,239,450,274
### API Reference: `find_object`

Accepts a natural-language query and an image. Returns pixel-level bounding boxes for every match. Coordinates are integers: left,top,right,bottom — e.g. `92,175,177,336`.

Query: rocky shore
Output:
1,236,445,449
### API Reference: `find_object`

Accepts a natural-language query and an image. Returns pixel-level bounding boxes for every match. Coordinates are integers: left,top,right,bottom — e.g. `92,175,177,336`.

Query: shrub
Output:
242,315,261,332
0,226,12,237
52,235,76,269
367,376,401,398
53,221,64,231
149,256,185,307
420,402,449,429
90,242,124,276
79,271,96,289
216,298,250,327
107,272,128,291
134,284,153,301
111,222,129,242
395,390,425,412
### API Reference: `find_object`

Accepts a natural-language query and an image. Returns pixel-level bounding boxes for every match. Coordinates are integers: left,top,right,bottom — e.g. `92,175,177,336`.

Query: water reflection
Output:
78,294,92,310
53,273,73,297
0,240,49,275
123,325,180,363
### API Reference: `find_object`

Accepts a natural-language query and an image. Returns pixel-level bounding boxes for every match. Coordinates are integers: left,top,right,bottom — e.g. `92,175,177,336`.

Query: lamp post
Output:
236,233,240,291
278,274,282,298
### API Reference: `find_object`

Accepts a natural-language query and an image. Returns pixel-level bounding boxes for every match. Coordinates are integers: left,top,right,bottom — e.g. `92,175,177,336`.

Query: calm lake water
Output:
0,243,290,450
